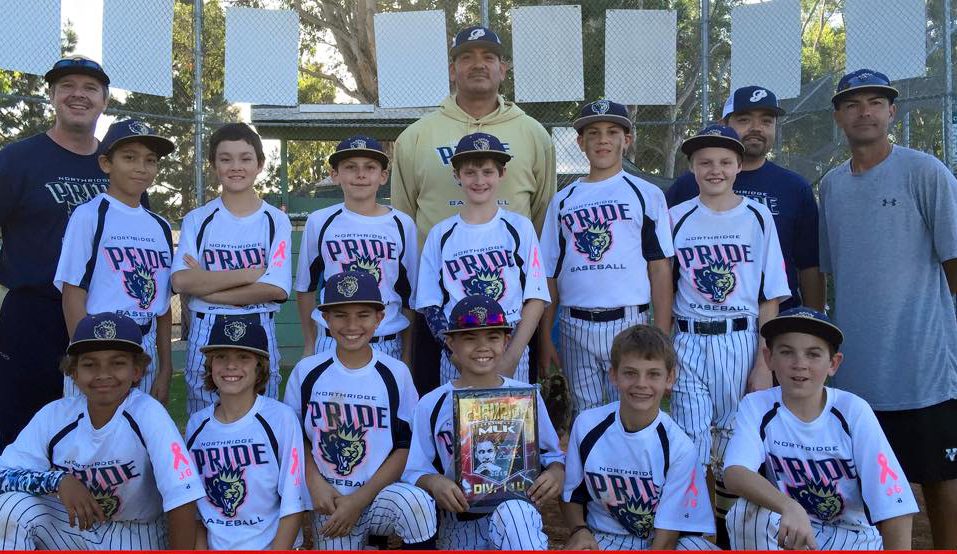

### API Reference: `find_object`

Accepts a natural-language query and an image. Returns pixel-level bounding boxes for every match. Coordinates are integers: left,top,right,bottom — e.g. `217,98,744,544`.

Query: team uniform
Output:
173,198,292,416
295,204,418,359
540,170,674,413
417,208,548,383
283,349,436,549
0,389,205,550
724,387,919,550
186,395,307,550
54,193,173,396
563,403,717,550
402,377,564,550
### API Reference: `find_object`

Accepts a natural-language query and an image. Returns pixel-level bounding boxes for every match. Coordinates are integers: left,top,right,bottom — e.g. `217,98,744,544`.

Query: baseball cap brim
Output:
450,41,503,59
831,84,899,107
45,66,110,86
444,324,512,335
199,343,270,357
450,150,512,165
760,316,844,349
328,148,389,168
573,114,633,133
722,103,785,119
318,299,386,311
105,135,176,157
681,135,745,157
67,338,144,356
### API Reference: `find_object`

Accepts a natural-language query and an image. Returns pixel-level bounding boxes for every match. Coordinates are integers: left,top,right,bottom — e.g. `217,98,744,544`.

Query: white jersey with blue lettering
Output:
0,389,204,521
724,387,918,531
54,192,173,324
283,349,418,495
173,197,292,315
539,170,674,309
295,204,418,337
416,208,548,323
670,196,790,319
563,403,714,539
186,395,307,550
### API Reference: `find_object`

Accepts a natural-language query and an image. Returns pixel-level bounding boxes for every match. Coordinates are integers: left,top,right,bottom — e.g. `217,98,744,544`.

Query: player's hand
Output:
311,480,340,516
747,363,773,392
183,254,201,270
150,377,170,405
564,526,599,550
427,476,469,513
528,464,564,507
778,500,817,550
58,475,107,530
319,493,365,538
537,335,561,372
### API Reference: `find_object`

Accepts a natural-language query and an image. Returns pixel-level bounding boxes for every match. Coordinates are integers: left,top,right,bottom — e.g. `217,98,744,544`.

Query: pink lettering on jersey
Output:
291,446,301,486
272,240,288,267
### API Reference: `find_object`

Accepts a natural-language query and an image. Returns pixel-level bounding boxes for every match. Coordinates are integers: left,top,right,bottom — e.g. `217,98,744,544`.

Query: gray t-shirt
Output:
819,145,957,410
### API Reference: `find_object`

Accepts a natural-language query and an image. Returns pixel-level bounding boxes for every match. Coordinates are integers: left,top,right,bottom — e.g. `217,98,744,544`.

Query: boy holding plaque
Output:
402,295,565,550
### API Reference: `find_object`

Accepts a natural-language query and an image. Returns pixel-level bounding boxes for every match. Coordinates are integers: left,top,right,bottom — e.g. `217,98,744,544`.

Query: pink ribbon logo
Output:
171,442,190,471
272,240,288,266
685,469,700,507
877,453,898,484
291,446,301,485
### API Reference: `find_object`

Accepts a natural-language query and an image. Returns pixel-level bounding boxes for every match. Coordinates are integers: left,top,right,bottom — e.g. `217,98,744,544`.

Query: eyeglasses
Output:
453,311,507,329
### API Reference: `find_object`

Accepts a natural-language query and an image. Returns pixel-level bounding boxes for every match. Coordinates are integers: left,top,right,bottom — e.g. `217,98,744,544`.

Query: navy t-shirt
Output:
0,133,108,297
666,161,819,310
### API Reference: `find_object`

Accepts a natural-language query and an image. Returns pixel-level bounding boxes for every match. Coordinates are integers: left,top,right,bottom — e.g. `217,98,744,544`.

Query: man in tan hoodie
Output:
392,25,556,394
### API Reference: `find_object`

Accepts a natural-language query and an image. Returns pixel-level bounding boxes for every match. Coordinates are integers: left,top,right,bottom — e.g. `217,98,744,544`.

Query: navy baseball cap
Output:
832,69,899,108
450,132,512,166
67,312,144,355
445,295,511,335
573,99,632,133
45,55,110,86
319,271,385,311
721,86,785,119
328,135,389,169
760,307,844,350
450,26,503,59
681,124,745,158
200,318,269,357
101,119,175,157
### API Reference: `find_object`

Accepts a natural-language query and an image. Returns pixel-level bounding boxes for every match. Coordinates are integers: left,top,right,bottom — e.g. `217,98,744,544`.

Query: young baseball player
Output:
186,318,307,550
172,122,292,417
403,294,565,550
295,136,418,365
539,100,674,415
563,324,717,551
417,132,548,384
724,308,918,550
54,119,176,401
669,124,790,546
0,312,204,550
283,271,437,549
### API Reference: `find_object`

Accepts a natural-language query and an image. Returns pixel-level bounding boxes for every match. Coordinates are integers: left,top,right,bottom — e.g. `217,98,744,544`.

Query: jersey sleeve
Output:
398,213,420,310
282,361,305,424
393,364,419,450
0,403,56,472
519,218,550,303
172,210,198,275
274,406,309,518
723,394,767,472
401,394,441,486
53,206,96,291
643,187,675,261
414,226,444,311
294,213,321,293
561,414,586,503
818,178,833,274
536,389,565,468
257,211,293,297
848,398,919,523
653,437,715,534
539,196,561,279
759,210,791,303
792,181,820,270
142,402,205,511
915,156,957,262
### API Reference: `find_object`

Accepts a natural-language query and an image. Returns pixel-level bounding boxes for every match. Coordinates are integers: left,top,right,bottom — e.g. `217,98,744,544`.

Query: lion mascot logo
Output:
319,422,367,476
89,482,121,519
611,496,657,539
343,255,382,283
693,261,737,303
786,480,844,522
205,465,248,518
122,261,157,310
574,220,613,262
462,269,505,300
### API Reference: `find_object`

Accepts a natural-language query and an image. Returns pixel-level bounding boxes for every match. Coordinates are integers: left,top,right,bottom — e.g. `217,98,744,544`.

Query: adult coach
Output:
819,69,957,550
0,56,111,448
392,25,556,393
667,86,824,311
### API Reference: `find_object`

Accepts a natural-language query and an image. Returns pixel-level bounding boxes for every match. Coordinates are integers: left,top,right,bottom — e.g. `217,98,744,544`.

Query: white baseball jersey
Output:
670,197,790,319
416,209,549,323
724,387,918,528
540,171,674,309
186,395,307,550
295,204,418,336
173,197,292,314
0,389,204,521
54,193,173,324
402,377,565,515
563,403,714,539
283,350,418,496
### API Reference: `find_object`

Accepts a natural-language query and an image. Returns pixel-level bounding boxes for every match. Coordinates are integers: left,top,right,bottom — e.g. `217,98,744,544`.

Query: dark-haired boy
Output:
173,122,292,417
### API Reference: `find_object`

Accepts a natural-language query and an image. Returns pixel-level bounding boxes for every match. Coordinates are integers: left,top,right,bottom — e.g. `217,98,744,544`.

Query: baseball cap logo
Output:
468,28,486,40
337,275,359,298
469,306,488,325
350,139,367,149
224,321,247,342
129,121,151,135
592,100,610,115
94,320,117,340
473,137,491,150
749,89,768,103
705,128,723,136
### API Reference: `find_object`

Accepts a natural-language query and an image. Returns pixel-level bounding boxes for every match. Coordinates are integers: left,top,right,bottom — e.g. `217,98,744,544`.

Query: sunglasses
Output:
453,311,507,329
53,57,105,72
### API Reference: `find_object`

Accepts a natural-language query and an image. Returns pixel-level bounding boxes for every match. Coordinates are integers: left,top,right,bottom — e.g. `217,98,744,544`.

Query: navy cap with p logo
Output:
319,271,384,310
722,86,785,118
450,26,503,58
101,119,175,157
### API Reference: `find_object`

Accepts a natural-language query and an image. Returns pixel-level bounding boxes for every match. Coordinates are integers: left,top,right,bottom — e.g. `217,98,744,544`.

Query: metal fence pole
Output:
700,0,710,125
193,0,205,205
944,0,955,171
480,0,489,27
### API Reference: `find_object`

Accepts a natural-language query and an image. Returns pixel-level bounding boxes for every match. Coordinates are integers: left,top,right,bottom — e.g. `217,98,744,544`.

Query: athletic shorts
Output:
875,398,957,483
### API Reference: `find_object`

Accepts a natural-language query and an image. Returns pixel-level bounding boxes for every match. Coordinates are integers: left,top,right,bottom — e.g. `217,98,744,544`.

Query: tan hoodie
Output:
391,94,557,246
